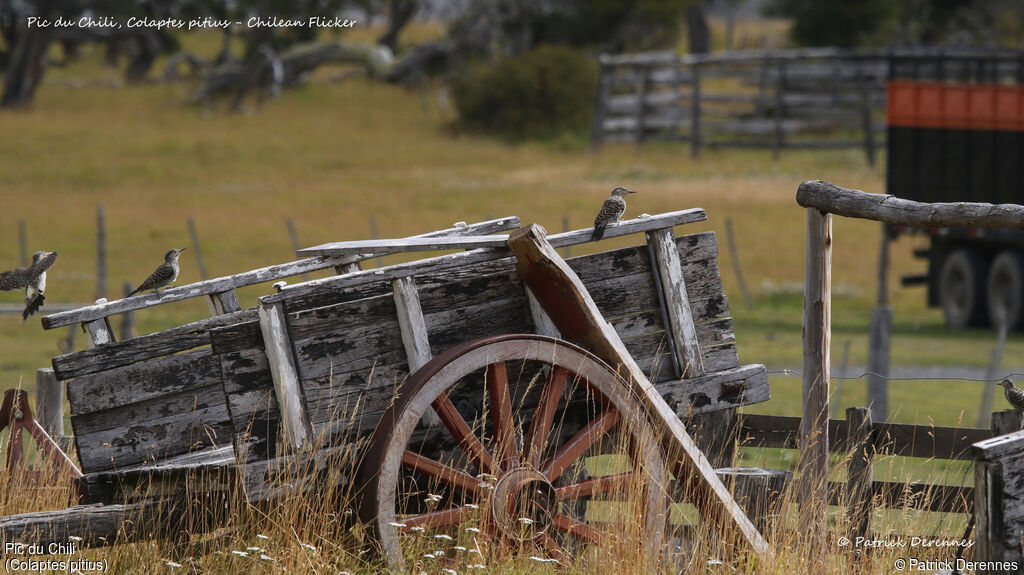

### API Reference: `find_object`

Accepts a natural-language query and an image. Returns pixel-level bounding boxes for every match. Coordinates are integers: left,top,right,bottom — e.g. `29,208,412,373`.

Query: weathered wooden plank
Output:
0,500,163,547
55,309,257,380
526,288,560,337
648,228,703,377
507,224,768,557
209,290,242,315
797,179,1024,229
846,407,873,543
265,210,708,306
739,414,991,460
34,368,64,438
68,349,222,416
258,300,312,450
71,382,233,473
217,348,278,463
300,235,510,257
392,276,433,372
83,317,114,347
42,217,522,330
657,364,769,416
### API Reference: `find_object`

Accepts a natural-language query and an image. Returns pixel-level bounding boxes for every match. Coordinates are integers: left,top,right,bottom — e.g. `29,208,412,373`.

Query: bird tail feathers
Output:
23,293,44,321
591,225,606,241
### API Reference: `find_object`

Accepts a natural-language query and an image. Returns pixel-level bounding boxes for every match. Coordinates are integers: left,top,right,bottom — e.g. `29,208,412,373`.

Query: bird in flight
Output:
0,250,58,321
592,187,636,241
128,248,186,296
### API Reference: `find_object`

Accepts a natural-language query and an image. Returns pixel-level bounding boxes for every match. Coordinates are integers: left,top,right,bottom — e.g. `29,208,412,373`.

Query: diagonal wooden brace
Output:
507,224,769,558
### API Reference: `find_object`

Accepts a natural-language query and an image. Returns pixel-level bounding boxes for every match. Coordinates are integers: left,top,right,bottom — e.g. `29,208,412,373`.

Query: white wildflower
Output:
165,561,182,568
231,550,248,557
434,534,453,540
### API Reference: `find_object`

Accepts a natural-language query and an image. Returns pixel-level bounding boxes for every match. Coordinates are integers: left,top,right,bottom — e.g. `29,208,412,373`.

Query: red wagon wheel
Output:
360,334,670,572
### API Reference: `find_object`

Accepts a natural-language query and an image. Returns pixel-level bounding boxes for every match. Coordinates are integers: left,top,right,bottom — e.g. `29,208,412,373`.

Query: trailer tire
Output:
987,251,1024,330
939,249,988,329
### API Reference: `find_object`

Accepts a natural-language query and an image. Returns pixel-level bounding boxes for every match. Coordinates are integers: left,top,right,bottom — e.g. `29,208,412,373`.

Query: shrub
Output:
450,45,598,140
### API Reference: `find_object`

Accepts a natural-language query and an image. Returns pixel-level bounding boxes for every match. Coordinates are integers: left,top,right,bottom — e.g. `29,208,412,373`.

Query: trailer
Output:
887,49,1024,329
1,210,771,569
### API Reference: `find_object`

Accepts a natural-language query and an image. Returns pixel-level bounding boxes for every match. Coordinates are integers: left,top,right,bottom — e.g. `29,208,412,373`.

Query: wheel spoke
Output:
402,450,481,496
542,407,619,482
551,513,602,544
486,361,518,469
555,472,636,501
403,506,467,530
524,366,568,467
432,392,495,474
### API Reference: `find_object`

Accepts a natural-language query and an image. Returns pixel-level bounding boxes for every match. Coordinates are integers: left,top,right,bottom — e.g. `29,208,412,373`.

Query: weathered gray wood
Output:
0,500,162,547
525,288,560,338
846,407,873,545
41,217,523,329
83,316,114,347
799,207,831,561
392,277,432,371
741,414,992,460
992,410,1024,437
507,224,769,558
647,228,704,378
866,306,891,422
266,209,708,305
68,350,222,416
53,309,256,380
716,467,791,533
658,363,768,416
209,289,242,316
973,428,1024,566
34,368,64,439
258,300,312,451
299,235,510,257
797,179,1024,229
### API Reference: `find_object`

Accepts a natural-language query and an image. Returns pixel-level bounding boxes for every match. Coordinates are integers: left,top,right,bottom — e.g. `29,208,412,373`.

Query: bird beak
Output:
178,248,187,253
626,189,637,194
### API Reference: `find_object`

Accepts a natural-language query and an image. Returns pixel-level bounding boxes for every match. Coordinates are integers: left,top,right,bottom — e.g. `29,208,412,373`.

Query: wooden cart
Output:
1,209,771,568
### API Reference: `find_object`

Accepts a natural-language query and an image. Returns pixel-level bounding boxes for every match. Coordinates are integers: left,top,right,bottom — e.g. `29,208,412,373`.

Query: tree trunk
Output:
687,2,710,54
2,25,51,107
378,0,417,52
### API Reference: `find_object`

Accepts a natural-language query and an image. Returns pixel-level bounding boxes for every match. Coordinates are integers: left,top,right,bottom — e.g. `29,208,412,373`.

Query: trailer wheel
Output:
360,334,670,572
987,251,1024,330
939,249,988,328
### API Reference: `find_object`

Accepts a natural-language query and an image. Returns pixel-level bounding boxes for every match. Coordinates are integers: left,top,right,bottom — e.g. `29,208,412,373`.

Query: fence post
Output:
690,59,701,158
18,219,27,266
96,205,106,301
772,58,785,160
724,218,753,309
831,340,852,418
187,217,209,280
860,65,876,167
867,223,892,422
846,406,873,547
635,63,650,145
799,206,831,563
34,368,64,440
977,323,1009,428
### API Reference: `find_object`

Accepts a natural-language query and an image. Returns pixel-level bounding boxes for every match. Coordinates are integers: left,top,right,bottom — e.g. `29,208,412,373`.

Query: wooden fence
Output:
592,48,888,162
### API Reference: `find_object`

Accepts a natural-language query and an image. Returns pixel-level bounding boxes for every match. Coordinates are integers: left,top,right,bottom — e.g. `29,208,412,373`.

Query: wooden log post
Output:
508,223,770,559
846,406,873,546
715,467,791,534
799,206,832,562
34,368,64,440
972,426,1024,568
258,300,312,450
992,410,1024,437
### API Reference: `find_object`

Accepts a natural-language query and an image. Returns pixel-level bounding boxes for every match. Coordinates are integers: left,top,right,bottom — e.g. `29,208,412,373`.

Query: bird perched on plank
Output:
591,186,636,241
0,250,58,321
1000,378,1024,413
128,248,186,296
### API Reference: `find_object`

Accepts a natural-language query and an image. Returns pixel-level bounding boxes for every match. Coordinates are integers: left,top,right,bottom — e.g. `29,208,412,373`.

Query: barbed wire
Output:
765,368,1024,384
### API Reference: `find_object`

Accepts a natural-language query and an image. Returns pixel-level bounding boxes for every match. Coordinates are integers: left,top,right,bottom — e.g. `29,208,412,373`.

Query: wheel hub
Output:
490,466,557,540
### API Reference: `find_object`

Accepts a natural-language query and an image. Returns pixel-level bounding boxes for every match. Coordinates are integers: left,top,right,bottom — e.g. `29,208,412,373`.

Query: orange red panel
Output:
887,80,1024,131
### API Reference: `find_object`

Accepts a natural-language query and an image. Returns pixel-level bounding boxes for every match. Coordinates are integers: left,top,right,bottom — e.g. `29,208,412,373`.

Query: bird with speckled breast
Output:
591,187,636,241
128,248,186,296
1000,378,1024,413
